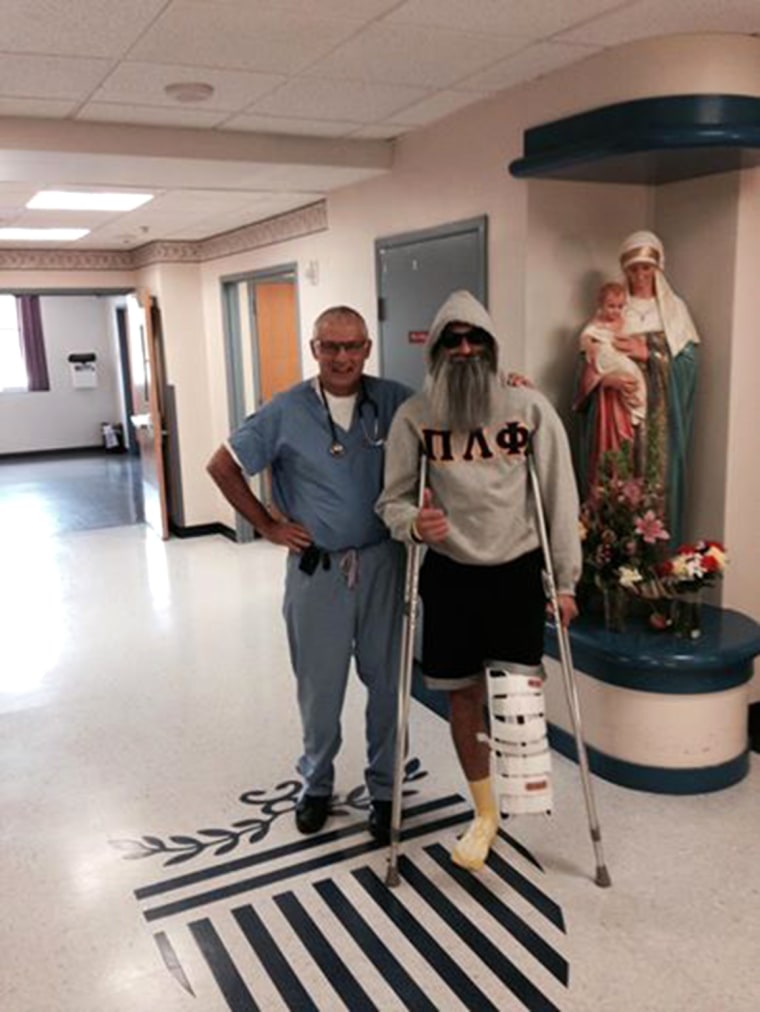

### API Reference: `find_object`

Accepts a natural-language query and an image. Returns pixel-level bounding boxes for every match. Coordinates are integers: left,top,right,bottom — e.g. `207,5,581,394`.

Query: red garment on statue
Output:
573,363,635,492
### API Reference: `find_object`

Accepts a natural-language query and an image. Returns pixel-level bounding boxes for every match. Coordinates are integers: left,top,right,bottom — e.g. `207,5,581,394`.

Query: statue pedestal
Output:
544,605,760,794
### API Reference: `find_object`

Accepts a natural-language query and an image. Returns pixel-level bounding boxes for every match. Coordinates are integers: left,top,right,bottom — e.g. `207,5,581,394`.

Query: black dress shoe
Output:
368,799,393,844
295,795,330,835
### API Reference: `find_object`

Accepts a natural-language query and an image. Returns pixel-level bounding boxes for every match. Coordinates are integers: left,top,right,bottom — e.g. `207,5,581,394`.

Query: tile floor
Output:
0,483,758,1010
0,451,143,536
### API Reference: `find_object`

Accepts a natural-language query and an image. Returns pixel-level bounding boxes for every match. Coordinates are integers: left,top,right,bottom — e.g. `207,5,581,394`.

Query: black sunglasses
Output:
436,325,491,350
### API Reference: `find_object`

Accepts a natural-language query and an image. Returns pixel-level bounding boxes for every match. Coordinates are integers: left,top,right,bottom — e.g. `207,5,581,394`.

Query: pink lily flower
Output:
635,510,670,544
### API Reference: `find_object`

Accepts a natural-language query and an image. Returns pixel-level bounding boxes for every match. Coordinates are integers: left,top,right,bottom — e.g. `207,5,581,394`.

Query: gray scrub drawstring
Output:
339,549,359,589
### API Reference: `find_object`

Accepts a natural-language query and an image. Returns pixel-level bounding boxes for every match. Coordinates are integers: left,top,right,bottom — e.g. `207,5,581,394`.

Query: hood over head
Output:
426,290,500,367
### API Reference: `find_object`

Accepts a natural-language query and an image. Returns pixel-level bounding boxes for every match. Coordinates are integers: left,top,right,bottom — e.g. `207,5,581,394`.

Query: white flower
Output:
619,566,643,589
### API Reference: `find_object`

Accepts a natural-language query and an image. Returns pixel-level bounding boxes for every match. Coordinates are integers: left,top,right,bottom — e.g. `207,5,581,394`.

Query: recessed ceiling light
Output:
164,81,215,103
27,191,154,212
0,228,90,242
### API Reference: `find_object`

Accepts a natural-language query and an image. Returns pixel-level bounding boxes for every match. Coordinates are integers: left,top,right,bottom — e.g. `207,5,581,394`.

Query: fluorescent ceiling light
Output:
0,228,90,241
27,190,154,211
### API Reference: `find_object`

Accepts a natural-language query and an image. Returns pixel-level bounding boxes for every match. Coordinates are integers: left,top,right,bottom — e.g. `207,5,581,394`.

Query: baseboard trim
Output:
169,521,237,541
548,723,749,795
0,445,104,460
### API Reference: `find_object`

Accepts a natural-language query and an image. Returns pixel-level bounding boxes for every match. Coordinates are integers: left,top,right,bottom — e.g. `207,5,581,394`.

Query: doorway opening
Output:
221,265,301,543
0,289,173,540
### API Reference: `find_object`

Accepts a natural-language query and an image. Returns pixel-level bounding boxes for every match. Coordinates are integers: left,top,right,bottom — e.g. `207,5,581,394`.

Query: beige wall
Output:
726,167,760,699
524,179,651,417
653,172,741,551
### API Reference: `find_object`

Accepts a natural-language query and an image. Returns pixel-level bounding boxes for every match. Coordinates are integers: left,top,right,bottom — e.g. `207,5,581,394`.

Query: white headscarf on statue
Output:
618,230,700,357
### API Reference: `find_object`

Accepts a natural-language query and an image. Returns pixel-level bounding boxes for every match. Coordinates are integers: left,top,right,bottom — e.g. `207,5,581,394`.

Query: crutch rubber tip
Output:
595,865,612,888
385,866,401,888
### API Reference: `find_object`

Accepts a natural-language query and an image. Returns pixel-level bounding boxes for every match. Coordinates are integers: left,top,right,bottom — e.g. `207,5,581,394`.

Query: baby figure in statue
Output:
580,281,647,427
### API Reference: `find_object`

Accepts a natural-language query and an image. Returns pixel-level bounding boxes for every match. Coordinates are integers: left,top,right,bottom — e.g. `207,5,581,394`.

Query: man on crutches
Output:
377,290,586,874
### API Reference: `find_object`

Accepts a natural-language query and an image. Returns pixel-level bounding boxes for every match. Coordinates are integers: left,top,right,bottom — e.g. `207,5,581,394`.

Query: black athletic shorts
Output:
419,548,545,689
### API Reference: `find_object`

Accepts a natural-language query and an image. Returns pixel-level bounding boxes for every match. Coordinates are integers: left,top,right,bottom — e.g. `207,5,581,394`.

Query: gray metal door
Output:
376,216,487,390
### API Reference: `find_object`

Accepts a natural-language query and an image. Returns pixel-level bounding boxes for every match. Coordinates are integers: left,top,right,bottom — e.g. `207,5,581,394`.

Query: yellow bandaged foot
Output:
451,814,498,871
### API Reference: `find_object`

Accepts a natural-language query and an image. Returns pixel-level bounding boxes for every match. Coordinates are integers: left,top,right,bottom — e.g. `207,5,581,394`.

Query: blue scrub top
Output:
230,376,411,552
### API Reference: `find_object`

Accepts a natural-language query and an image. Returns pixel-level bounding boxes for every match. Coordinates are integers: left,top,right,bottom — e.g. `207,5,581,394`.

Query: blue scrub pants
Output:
283,539,405,802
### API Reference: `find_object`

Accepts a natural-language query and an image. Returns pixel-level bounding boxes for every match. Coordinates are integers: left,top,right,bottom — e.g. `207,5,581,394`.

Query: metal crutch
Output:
525,437,612,888
386,450,428,888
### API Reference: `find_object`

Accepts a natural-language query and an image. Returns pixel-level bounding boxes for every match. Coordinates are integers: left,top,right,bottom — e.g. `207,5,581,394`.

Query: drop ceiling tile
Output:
254,162,388,192
77,102,227,129
284,0,398,16
0,97,76,118
385,0,628,38
349,123,413,139
91,62,285,111
0,0,168,58
459,41,600,93
0,210,25,226
182,194,320,231
305,22,530,88
557,0,760,45
0,184,39,202
251,77,429,122
390,89,491,126
145,190,261,213
220,113,358,138
128,3,363,76
171,0,398,18
0,55,110,99
13,208,123,229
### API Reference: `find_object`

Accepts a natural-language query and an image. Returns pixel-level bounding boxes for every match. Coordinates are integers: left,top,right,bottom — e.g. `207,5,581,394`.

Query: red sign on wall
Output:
408,330,428,344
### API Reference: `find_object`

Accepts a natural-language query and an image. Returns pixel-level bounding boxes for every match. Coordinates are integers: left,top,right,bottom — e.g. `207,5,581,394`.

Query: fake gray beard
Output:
427,353,496,433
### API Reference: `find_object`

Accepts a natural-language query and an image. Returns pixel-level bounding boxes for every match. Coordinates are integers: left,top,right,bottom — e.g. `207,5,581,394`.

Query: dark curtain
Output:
17,294,49,391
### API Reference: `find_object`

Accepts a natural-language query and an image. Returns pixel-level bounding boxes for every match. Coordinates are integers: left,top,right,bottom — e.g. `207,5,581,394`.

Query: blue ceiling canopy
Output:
509,94,760,184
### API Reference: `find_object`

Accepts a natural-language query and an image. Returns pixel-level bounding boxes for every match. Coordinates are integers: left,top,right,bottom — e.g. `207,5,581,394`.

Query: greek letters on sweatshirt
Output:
376,383,582,596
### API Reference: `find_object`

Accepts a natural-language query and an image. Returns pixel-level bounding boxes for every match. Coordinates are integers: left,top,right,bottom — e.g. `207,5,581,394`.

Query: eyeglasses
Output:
312,339,368,357
437,326,491,350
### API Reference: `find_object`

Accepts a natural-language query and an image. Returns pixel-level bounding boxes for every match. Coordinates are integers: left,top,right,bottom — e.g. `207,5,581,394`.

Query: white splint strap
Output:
491,714,548,744
492,750,551,777
491,694,547,719
485,663,552,817
486,670,544,695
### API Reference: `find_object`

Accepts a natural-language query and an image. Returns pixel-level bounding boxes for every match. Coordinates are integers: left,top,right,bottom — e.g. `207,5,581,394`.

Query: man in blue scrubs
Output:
207,306,411,841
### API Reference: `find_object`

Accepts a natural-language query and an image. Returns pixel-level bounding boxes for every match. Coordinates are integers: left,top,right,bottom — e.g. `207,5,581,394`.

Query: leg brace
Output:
483,662,552,816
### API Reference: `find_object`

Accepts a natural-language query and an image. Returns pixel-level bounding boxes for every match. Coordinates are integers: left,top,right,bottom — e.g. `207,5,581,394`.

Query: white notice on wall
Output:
70,361,98,388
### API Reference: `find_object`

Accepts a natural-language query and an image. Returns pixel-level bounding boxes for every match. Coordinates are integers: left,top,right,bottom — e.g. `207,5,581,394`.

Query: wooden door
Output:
125,290,169,539
254,282,300,403
252,280,299,520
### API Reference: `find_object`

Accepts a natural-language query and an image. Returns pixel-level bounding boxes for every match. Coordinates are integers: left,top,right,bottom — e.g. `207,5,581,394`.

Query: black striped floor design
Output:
139,796,568,1011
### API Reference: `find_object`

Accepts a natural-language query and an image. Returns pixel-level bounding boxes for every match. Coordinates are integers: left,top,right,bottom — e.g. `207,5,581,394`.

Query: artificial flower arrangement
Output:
656,540,728,593
578,447,670,601
578,447,728,633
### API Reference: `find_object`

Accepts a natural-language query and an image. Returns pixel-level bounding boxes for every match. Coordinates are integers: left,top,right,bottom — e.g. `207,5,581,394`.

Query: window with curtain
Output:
0,294,50,392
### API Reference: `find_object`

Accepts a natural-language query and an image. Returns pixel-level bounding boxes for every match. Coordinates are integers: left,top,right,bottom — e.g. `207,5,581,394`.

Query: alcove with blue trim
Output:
509,94,760,185
511,92,760,792
543,607,760,794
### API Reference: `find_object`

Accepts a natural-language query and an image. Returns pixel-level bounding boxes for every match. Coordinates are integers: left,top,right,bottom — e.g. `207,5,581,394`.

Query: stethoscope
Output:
319,379,385,457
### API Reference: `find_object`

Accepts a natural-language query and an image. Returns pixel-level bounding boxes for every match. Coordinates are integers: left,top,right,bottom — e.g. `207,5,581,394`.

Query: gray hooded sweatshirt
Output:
376,290,581,595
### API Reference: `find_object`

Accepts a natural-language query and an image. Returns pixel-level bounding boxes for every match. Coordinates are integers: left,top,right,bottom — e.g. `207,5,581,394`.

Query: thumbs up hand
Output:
413,487,449,543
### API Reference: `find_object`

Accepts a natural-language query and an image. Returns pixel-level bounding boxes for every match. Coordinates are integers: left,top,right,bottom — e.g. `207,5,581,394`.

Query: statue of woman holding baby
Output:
573,230,700,545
